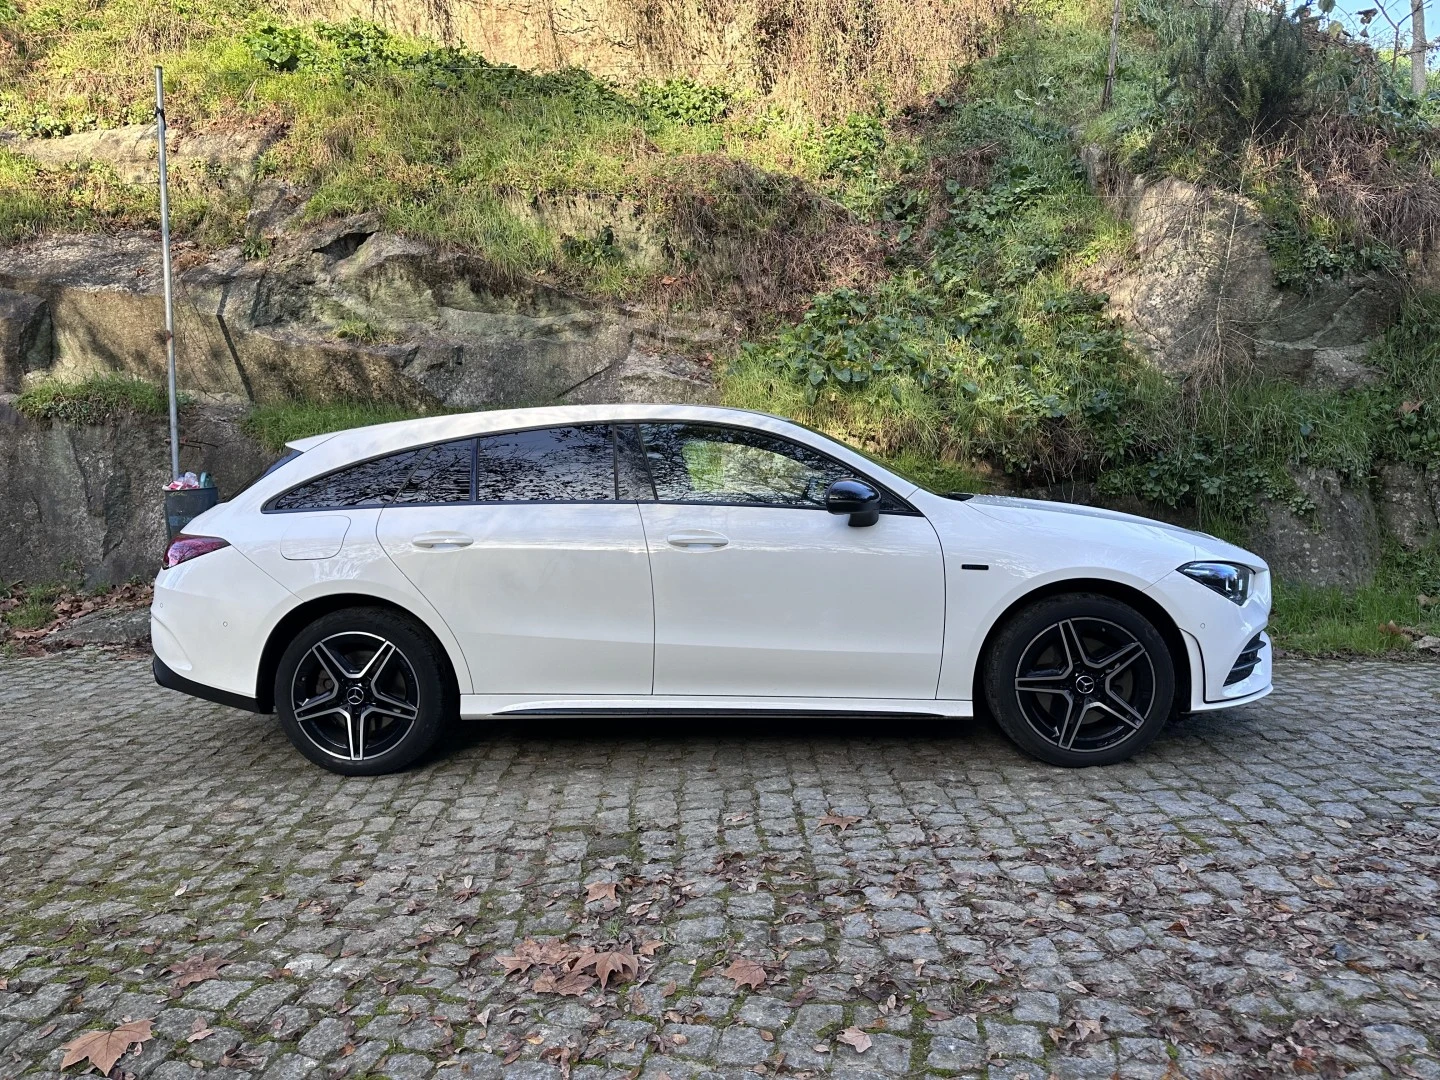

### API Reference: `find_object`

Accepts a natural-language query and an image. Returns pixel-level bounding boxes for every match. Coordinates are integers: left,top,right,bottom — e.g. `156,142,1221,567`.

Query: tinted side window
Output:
394,439,475,504
638,423,906,511
638,423,843,508
270,448,424,511
474,425,616,502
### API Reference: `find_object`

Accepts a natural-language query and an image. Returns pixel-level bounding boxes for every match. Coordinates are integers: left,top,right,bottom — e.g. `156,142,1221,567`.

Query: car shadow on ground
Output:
439,706,1005,754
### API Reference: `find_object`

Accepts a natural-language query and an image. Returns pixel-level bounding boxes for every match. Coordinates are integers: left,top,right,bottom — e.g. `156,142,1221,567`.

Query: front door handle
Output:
667,530,729,550
412,532,473,550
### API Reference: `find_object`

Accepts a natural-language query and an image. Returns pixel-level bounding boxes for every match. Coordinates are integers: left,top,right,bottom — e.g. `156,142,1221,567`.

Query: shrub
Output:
639,79,731,124
1151,0,1318,147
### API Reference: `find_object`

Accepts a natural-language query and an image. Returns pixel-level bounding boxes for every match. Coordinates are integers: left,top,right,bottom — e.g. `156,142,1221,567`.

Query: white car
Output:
153,404,1272,775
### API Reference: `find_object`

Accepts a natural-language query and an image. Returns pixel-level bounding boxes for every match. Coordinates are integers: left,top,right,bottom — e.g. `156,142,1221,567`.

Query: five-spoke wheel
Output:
276,608,454,775
983,594,1174,766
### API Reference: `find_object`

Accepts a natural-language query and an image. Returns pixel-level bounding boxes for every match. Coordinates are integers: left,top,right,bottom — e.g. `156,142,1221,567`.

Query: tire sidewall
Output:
275,607,453,776
984,593,1175,767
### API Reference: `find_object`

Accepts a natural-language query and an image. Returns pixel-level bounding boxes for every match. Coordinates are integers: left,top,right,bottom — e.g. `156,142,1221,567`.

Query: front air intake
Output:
1225,633,1266,686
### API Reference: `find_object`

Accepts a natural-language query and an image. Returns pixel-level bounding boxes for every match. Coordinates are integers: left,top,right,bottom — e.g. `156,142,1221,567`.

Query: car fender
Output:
230,508,476,700
919,494,1199,701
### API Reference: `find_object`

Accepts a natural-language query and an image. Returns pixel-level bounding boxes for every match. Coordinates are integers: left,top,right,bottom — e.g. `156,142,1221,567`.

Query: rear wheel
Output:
983,593,1174,767
275,607,455,775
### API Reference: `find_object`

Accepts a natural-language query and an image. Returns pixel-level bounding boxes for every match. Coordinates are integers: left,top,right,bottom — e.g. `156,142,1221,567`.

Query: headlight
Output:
1179,561,1252,605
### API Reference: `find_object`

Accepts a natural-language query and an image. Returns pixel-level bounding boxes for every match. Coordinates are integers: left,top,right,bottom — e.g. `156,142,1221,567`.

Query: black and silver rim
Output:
1013,617,1156,754
290,632,420,762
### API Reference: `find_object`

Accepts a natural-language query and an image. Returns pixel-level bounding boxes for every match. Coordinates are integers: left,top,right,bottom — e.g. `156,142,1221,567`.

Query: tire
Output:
275,607,456,776
982,593,1175,767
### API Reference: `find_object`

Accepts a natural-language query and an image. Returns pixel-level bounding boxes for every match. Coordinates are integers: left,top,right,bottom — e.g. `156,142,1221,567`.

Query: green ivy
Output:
639,79,731,124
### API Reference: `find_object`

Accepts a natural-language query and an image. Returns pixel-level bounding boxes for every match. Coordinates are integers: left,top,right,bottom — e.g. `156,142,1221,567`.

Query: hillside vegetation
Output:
3,0,1440,652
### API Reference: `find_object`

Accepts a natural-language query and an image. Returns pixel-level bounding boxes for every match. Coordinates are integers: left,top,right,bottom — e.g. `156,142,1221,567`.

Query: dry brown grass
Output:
293,0,1015,120
1275,113,1440,254
647,154,886,316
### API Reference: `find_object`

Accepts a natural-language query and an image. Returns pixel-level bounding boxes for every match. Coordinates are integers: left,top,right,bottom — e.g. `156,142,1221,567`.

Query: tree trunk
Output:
1414,0,1429,98
1101,0,1123,110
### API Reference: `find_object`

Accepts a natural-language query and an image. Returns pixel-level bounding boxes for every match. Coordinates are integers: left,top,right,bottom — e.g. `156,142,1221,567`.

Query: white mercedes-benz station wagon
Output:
153,404,1272,774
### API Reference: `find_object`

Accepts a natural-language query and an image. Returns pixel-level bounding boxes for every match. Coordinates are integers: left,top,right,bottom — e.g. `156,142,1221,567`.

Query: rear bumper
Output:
153,654,268,714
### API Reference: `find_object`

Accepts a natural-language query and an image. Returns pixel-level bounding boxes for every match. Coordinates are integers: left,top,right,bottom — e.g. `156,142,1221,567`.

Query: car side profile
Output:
152,404,1272,775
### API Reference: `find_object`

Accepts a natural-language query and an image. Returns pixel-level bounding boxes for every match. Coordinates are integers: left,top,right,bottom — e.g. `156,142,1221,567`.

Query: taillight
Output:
164,535,229,568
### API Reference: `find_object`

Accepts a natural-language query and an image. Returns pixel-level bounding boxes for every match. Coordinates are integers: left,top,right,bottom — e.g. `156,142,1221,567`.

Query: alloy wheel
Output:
290,631,420,762
1012,617,1157,754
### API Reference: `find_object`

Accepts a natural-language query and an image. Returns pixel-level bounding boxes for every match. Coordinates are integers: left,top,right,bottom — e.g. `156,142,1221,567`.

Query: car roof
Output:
287,404,800,454
247,403,918,508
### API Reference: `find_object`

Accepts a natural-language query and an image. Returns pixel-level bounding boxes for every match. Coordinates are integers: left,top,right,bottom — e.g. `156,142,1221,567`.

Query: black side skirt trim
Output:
153,655,268,714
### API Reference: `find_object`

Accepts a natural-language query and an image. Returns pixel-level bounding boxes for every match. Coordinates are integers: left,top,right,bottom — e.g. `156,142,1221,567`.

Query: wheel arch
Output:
970,577,1192,712
254,593,461,713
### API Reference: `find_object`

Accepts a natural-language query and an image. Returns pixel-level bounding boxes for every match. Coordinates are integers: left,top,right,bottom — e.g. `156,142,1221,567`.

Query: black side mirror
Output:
825,478,881,527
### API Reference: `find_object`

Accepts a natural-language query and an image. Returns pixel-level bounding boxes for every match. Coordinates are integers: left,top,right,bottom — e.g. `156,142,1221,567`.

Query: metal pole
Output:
155,66,180,482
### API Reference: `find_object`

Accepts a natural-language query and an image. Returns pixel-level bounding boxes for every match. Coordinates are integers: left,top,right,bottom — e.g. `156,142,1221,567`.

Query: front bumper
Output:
1147,567,1273,711
153,654,267,713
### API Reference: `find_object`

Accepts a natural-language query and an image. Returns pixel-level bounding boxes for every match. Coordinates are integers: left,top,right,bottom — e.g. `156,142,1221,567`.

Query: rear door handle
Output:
412,532,473,550
667,530,729,550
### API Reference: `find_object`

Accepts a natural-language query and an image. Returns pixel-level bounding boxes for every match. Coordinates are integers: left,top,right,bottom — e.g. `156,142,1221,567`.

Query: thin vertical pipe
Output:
155,66,180,481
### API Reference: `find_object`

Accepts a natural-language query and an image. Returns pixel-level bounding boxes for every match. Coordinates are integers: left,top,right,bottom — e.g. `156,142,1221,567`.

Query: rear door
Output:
377,425,654,695
627,421,946,699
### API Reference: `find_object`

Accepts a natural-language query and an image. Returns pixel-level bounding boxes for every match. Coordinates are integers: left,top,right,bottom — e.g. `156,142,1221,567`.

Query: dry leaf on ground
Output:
722,957,767,990
837,1027,872,1053
60,1019,154,1074
817,813,860,831
584,881,618,903
167,954,230,989
576,947,639,989
533,971,596,996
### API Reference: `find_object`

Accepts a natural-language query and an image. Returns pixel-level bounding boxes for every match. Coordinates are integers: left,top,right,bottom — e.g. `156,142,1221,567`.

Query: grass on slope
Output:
0,0,913,304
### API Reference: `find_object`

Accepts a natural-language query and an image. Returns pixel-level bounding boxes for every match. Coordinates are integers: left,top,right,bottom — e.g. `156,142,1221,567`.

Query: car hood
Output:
961,495,1267,569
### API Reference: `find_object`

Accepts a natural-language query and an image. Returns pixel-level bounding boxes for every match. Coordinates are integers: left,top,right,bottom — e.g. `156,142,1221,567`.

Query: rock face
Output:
0,402,273,586
1100,173,1402,385
12,123,280,188
0,226,725,410
1375,462,1440,551
1249,468,1381,590
0,287,50,392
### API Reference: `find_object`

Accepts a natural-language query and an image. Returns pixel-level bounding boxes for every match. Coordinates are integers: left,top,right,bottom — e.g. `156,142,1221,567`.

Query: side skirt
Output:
460,695,973,719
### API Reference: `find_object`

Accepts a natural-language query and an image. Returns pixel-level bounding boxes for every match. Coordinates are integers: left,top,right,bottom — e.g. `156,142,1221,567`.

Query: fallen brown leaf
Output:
533,971,597,997
817,813,860,832
60,1019,154,1074
167,954,230,989
576,947,640,990
186,1018,214,1043
723,957,767,990
584,882,618,903
837,1027,872,1053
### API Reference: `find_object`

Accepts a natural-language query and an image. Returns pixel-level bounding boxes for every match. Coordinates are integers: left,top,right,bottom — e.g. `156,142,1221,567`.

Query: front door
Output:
631,422,946,699
377,425,654,695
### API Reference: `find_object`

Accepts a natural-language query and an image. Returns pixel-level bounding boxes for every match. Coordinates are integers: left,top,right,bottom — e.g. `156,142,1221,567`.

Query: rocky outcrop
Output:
0,402,273,586
1101,175,1402,385
10,123,280,188
0,225,725,410
1249,468,1382,590
1375,462,1440,551
0,287,50,393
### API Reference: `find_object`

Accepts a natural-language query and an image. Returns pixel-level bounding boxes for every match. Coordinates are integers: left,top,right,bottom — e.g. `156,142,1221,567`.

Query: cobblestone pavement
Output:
1,655,1438,1080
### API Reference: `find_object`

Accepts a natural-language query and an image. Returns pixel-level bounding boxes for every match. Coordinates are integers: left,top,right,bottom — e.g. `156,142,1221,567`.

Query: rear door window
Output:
473,425,617,502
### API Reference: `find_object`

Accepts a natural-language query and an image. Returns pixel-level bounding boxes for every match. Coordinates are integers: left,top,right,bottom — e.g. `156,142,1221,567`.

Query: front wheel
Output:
982,593,1175,767
275,607,455,775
